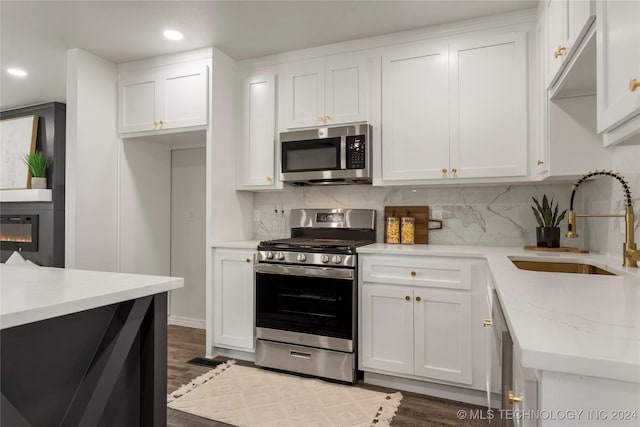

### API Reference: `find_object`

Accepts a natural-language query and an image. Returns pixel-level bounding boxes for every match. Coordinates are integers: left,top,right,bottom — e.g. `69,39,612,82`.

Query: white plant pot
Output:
31,177,47,189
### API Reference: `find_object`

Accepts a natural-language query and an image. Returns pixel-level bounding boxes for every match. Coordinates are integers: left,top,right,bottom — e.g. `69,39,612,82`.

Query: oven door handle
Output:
254,263,353,280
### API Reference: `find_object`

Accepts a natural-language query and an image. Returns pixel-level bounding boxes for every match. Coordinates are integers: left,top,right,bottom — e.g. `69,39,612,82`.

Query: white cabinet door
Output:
536,14,550,176
280,60,325,129
325,56,368,125
119,70,158,133
238,73,280,189
449,32,528,179
382,41,450,181
361,284,414,375
118,62,208,135
280,57,369,130
565,0,593,52
213,249,255,351
544,0,595,89
158,63,208,130
413,289,472,384
545,0,566,87
596,0,640,134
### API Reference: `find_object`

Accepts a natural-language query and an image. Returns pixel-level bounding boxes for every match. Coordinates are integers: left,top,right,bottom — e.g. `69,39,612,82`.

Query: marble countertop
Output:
211,240,261,249
0,265,183,329
357,244,640,383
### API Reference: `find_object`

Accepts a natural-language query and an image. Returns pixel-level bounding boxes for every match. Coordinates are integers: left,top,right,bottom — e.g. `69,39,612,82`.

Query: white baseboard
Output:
364,371,499,408
213,346,256,362
168,315,205,330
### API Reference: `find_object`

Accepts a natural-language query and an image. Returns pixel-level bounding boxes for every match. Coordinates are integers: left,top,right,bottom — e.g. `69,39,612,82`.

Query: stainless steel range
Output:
254,208,376,383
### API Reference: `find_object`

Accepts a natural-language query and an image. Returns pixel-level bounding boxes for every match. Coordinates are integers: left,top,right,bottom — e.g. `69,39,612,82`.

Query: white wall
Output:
65,49,118,271
206,48,254,355
170,147,206,328
209,48,253,243
118,138,171,275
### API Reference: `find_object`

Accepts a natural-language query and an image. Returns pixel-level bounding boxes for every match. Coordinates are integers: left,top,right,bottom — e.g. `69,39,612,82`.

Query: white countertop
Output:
0,265,183,329
211,240,261,249
358,244,640,383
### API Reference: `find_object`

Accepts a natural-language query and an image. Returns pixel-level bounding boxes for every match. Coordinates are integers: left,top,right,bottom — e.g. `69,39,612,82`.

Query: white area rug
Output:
168,361,402,427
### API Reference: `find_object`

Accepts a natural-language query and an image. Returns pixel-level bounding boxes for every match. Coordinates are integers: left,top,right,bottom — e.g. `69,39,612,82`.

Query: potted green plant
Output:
23,151,50,189
532,195,566,248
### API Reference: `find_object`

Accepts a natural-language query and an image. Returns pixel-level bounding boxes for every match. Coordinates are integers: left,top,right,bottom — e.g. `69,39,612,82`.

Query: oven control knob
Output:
266,251,274,260
321,255,330,264
276,252,285,260
296,253,307,262
332,255,343,264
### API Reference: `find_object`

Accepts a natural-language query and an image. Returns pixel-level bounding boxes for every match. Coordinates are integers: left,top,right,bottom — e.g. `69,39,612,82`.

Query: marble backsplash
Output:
253,144,639,259
253,183,582,248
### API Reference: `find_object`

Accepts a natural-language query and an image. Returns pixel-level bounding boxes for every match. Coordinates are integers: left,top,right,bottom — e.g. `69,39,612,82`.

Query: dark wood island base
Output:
1,293,168,426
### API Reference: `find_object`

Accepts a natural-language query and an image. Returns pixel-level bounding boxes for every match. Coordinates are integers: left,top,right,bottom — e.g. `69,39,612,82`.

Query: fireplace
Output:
1,102,65,267
1,215,39,253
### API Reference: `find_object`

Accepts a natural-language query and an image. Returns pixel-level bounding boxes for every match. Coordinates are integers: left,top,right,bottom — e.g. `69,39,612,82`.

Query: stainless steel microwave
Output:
280,123,372,185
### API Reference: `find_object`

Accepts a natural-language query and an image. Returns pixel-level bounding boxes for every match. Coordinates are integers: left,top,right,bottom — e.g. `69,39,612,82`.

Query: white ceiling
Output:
0,0,537,110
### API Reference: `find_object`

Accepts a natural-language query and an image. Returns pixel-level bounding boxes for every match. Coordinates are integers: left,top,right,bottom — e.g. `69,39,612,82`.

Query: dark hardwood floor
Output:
167,325,491,427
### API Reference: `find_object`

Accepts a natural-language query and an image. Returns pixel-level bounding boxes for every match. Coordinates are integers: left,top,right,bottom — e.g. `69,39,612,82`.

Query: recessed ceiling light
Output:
163,30,184,41
7,68,27,77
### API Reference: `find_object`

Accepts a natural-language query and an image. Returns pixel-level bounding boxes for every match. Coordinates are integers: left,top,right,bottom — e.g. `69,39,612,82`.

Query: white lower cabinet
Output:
361,285,414,375
213,249,255,351
360,254,484,391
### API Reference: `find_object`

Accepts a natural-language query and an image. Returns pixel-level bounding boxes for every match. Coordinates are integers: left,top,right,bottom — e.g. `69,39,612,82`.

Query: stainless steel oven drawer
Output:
255,339,356,383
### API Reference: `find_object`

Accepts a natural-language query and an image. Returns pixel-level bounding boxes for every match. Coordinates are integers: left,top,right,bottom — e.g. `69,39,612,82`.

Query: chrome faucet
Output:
566,170,639,268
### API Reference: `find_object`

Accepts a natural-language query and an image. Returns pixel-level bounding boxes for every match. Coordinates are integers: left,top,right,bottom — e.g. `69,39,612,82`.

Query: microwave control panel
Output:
346,135,366,169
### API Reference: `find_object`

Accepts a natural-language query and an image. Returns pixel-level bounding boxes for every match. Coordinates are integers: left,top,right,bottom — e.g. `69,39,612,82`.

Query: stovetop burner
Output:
257,208,376,267
258,237,374,252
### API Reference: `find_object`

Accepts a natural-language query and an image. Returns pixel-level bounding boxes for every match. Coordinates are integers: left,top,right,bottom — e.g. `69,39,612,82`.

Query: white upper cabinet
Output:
237,73,281,190
280,54,368,130
596,0,640,145
324,56,368,125
382,31,528,183
543,0,595,88
449,33,528,179
119,70,158,134
382,41,450,181
545,0,566,86
118,61,208,135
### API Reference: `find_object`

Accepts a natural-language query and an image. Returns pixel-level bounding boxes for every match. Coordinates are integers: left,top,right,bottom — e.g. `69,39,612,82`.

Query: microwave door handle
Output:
254,263,353,280
340,136,347,170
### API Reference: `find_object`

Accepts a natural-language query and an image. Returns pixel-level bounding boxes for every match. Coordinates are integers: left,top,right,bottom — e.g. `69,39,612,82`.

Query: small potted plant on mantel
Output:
23,151,50,189
531,195,567,248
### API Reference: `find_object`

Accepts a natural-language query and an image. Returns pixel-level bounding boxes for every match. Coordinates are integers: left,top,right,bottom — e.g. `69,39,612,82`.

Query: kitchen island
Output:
0,264,183,426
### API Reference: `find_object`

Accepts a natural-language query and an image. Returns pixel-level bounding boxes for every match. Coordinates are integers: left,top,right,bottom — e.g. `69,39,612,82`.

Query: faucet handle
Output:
566,211,579,238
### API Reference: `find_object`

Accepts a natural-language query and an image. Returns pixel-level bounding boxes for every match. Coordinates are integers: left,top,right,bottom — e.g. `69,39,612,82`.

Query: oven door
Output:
255,263,355,347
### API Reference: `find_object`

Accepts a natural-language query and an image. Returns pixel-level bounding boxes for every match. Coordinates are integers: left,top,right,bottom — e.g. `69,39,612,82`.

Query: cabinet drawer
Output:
361,255,471,290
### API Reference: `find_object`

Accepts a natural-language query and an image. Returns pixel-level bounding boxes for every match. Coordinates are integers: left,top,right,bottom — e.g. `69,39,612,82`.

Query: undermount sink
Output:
511,260,616,276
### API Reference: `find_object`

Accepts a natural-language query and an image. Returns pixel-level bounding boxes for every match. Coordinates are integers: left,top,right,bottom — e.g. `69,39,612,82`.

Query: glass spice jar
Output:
386,217,400,244
401,217,415,244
